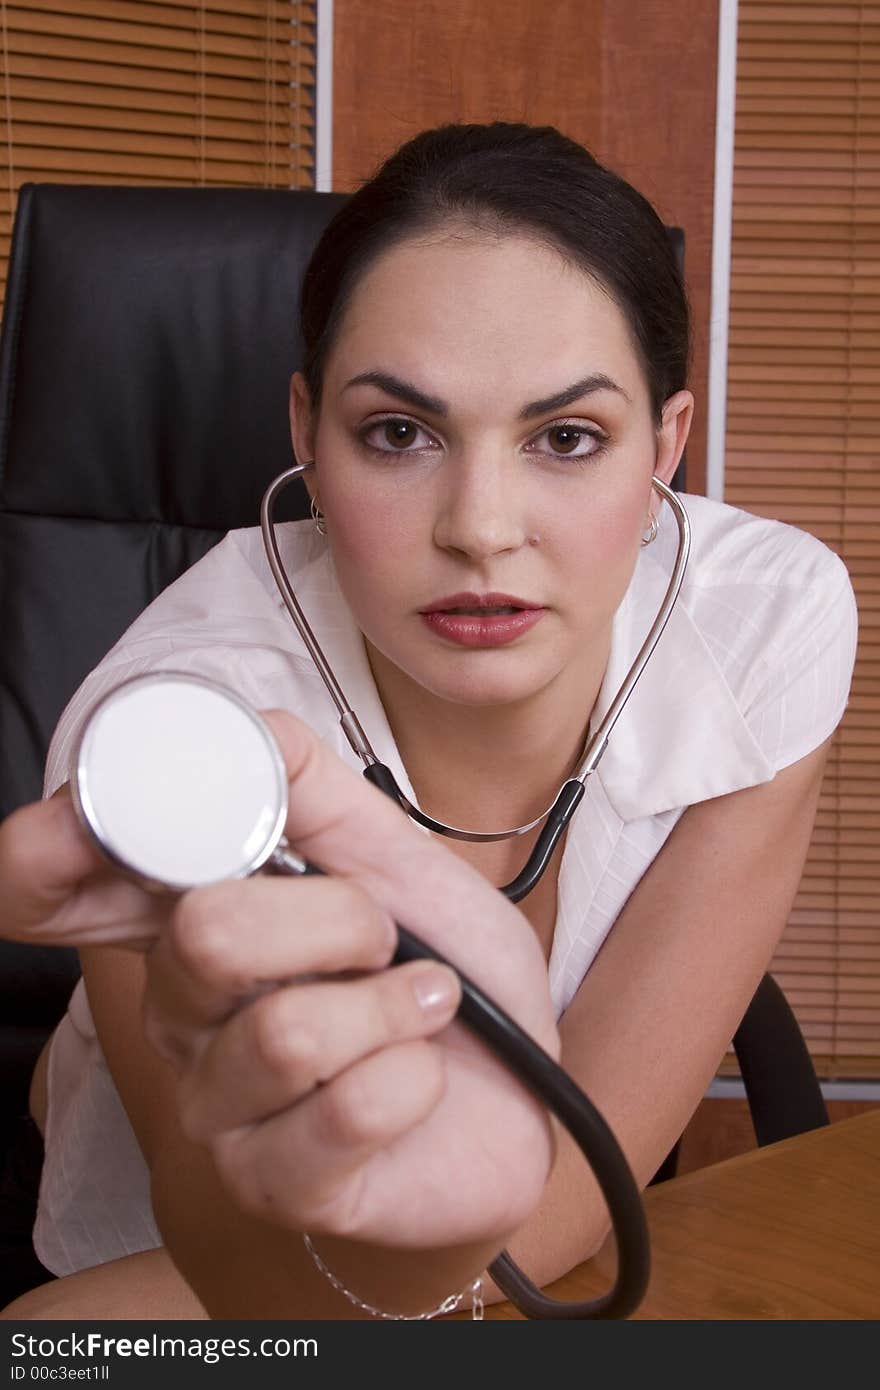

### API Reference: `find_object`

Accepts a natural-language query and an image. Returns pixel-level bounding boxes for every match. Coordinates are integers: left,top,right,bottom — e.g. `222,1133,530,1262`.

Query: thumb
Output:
0,788,108,936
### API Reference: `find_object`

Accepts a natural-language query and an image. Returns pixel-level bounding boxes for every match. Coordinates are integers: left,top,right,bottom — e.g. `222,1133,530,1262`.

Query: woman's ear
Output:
289,372,317,498
654,390,694,487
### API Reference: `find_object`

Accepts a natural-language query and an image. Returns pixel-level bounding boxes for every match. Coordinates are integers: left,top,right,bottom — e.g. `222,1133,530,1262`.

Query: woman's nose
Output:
432,450,530,562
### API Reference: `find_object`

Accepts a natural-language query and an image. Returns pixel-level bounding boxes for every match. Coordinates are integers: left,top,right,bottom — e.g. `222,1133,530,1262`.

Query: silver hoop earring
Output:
640,515,659,547
308,478,327,537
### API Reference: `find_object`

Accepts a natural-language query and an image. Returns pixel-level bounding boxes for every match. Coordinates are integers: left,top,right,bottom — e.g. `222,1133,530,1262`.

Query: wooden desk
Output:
480,1109,880,1319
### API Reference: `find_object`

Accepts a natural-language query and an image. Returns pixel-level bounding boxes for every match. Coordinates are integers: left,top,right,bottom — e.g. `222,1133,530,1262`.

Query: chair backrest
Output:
0,185,346,1092
0,184,349,817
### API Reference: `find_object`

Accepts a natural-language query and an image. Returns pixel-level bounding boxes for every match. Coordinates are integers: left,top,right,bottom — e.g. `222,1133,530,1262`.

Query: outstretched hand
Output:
0,706,558,1252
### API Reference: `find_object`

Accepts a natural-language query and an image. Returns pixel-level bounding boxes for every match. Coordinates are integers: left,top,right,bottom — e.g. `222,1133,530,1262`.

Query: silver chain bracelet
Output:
303,1233,484,1320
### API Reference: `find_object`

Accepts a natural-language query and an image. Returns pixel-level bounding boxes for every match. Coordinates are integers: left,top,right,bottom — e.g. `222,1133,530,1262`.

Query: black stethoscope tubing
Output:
255,468,693,1317
289,834,650,1320
395,919,651,1318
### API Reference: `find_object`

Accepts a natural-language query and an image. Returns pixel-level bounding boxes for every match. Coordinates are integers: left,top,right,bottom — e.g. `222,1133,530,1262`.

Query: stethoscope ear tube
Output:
262,468,690,858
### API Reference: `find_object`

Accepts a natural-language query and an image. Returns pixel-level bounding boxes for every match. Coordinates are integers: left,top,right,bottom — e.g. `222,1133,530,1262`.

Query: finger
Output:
148,875,399,1036
177,961,461,1138
0,789,113,938
209,1039,447,1237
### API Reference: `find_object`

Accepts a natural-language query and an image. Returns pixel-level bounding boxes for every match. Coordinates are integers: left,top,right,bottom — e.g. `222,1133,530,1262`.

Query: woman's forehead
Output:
324,231,647,411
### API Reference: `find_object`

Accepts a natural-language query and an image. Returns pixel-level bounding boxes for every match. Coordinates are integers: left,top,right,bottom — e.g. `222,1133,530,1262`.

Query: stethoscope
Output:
72,465,690,1319
262,463,691,903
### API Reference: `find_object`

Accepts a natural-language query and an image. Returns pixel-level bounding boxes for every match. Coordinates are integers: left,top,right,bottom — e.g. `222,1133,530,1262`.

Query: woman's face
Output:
290,230,691,714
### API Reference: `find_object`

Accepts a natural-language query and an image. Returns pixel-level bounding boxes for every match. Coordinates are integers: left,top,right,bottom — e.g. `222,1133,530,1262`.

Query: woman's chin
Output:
365,631,565,711
406,662,556,711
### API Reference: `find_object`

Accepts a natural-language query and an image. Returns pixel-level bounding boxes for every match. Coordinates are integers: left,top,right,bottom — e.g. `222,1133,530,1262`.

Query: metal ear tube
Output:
261,465,690,896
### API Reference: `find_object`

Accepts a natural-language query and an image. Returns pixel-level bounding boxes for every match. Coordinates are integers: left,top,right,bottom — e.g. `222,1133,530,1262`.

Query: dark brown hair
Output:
299,122,690,423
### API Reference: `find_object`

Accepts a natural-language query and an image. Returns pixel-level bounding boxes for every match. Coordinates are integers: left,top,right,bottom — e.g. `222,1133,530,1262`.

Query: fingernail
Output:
411,965,459,1016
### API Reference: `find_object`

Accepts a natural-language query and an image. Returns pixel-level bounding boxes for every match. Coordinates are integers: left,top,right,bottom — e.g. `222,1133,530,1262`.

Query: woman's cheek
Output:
323,505,416,647
319,457,430,599
558,495,643,618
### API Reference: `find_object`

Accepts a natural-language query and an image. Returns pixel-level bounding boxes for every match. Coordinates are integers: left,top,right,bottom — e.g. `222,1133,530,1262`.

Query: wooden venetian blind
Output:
723,0,879,1078
0,0,316,303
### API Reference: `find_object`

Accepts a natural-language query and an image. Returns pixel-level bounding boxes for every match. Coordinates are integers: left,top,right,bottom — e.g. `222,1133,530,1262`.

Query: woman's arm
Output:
4,711,826,1317
479,737,831,1304
73,944,497,1320
0,1249,206,1321
0,734,829,1321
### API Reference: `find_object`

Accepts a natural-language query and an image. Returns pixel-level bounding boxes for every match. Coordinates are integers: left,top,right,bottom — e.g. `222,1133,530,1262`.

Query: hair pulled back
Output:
300,122,690,423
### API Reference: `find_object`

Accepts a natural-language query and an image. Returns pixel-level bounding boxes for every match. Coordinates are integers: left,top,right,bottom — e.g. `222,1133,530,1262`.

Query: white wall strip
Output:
708,1077,880,1103
315,0,334,191
705,0,739,501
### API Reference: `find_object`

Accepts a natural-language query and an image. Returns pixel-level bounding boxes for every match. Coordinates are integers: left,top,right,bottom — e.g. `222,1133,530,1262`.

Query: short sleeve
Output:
41,527,329,801
744,554,858,773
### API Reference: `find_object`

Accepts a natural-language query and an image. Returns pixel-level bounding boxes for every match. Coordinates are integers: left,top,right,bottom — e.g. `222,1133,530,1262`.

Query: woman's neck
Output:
365,636,611,831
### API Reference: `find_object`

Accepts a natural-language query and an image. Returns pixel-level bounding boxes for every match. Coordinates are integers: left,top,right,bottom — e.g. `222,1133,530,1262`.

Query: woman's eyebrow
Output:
520,373,631,417
342,371,447,416
341,369,630,418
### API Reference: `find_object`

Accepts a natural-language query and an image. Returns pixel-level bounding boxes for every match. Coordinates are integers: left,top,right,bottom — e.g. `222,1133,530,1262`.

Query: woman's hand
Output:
0,787,171,950
144,709,558,1251
0,707,558,1255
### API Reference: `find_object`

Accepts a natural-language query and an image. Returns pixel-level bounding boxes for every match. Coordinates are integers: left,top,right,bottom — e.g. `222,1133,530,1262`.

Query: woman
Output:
0,122,857,1318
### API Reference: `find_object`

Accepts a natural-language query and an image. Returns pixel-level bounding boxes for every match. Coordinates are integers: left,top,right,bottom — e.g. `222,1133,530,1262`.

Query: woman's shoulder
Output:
671,494,857,692
673,494,857,775
596,494,858,821
678,493,851,602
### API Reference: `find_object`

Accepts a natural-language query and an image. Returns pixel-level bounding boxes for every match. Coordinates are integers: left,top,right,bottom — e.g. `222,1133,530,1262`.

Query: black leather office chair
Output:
0,183,346,1130
0,185,826,1298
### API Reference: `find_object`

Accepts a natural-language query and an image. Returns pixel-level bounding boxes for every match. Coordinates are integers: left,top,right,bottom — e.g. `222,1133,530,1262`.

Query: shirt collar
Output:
588,523,774,822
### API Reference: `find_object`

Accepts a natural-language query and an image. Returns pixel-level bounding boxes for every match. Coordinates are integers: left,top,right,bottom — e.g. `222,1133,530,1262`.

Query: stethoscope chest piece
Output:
72,672,289,892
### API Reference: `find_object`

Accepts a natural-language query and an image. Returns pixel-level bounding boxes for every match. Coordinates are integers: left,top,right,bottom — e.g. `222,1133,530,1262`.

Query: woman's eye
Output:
361,417,438,453
358,416,606,459
529,423,607,458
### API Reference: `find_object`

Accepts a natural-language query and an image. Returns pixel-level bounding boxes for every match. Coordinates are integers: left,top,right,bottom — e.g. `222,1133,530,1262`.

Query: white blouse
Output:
33,494,858,1276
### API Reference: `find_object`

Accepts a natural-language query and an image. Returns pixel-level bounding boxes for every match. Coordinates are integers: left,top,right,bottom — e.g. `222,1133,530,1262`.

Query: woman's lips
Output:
419,593,546,648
